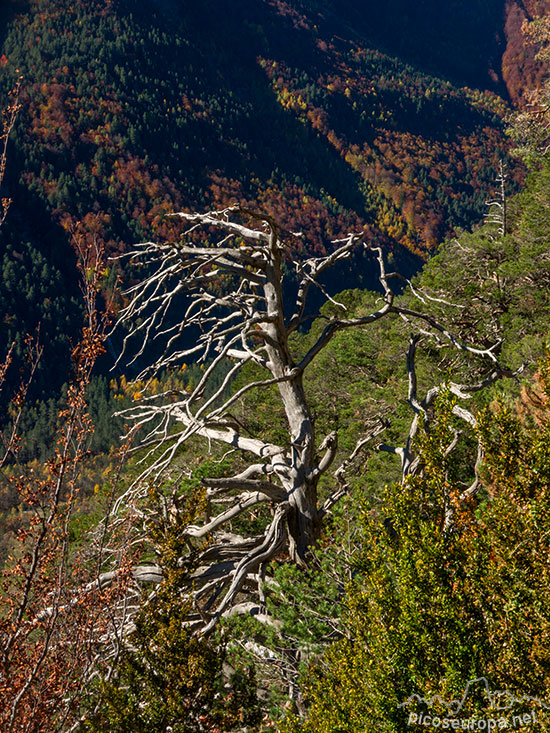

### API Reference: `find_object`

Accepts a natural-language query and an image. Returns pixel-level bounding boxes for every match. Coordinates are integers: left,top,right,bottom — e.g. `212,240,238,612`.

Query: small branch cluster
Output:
0,222,129,731
0,82,20,228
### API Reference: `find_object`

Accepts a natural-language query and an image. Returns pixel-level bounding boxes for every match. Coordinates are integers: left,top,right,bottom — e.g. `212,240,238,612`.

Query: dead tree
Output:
113,206,519,633
484,161,507,239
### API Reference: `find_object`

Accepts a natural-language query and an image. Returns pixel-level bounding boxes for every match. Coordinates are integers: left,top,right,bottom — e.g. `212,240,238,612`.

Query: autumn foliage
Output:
0,228,126,732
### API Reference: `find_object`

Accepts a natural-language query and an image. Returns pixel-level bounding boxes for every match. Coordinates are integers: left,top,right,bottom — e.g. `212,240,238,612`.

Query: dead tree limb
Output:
111,206,520,631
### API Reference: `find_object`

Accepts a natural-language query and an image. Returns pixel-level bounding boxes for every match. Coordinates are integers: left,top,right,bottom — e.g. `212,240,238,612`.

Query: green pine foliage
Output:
280,390,492,732
415,156,550,373
274,156,550,730
282,372,550,731
81,486,262,732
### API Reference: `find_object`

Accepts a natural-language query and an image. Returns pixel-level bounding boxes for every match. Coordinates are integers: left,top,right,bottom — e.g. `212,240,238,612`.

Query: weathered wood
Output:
112,206,521,631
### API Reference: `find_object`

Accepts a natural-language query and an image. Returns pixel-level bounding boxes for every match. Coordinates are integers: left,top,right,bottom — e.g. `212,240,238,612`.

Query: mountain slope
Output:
0,0,546,395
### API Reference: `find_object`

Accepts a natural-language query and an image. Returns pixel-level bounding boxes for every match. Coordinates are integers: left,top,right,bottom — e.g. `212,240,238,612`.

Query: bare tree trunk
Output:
109,206,521,631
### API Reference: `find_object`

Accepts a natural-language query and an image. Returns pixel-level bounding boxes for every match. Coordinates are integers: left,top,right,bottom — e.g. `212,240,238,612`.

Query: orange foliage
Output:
267,0,311,31
261,48,512,256
502,0,550,104
0,234,132,731
207,173,366,256
30,82,74,147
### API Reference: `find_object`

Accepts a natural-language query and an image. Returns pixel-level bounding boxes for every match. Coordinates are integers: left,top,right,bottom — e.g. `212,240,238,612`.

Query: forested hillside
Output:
2,144,548,732
1,1,550,730
0,0,547,400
